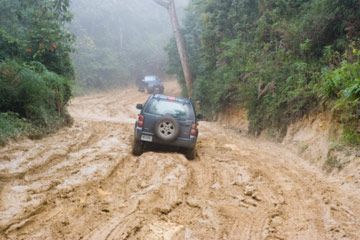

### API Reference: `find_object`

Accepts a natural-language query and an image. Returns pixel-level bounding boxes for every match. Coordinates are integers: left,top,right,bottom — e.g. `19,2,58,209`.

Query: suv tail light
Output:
137,114,144,128
190,123,198,137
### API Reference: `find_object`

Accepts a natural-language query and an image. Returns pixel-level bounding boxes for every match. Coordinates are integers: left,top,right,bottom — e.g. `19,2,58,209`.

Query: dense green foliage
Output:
167,0,360,142
0,0,74,144
0,112,30,145
321,49,360,144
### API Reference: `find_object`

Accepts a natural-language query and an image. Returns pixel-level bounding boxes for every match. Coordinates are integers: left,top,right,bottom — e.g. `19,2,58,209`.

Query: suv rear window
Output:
145,99,194,119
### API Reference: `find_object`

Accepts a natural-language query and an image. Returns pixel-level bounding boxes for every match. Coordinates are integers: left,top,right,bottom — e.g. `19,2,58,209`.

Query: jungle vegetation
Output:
167,0,360,144
1,0,359,146
0,0,74,144
0,0,189,144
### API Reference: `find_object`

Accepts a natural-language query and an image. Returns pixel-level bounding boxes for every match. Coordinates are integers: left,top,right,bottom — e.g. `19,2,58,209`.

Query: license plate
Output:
141,135,153,142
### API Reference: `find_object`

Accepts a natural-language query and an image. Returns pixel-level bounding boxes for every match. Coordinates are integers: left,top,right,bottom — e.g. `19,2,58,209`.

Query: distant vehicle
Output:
133,94,199,160
138,75,164,94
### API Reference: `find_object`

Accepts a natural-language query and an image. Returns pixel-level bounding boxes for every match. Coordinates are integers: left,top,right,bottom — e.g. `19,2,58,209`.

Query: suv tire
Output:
132,139,143,156
185,147,196,160
154,116,180,142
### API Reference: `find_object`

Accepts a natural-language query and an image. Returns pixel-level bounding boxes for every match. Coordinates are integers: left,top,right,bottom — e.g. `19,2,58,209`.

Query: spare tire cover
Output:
154,115,180,141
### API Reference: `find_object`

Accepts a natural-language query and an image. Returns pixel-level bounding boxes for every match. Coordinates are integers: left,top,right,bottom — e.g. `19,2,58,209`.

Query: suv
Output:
138,75,164,94
133,94,198,160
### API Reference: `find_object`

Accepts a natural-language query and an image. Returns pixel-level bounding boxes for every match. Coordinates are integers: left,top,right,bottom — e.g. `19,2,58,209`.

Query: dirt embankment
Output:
219,107,360,185
1,81,360,240
283,113,360,188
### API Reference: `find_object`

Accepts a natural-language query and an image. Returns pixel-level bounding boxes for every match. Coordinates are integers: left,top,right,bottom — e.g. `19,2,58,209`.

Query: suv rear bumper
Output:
135,127,196,149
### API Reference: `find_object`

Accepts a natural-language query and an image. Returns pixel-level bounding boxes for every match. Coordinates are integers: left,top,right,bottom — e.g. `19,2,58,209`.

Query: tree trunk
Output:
153,0,193,96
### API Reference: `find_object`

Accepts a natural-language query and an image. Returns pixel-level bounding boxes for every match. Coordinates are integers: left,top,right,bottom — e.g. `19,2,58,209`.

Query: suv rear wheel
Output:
185,147,196,160
132,139,143,156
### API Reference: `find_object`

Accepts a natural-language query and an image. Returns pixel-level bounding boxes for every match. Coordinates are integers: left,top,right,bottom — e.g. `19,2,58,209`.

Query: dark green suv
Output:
138,76,164,94
133,94,198,160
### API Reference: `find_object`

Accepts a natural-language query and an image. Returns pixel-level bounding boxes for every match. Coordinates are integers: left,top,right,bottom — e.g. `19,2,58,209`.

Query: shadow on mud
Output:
143,143,184,155
137,142,194,160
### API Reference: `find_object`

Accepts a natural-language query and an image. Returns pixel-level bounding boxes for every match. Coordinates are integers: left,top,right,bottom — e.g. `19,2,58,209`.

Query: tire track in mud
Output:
1,81,360,240
0,121,131,235
201,123,360,240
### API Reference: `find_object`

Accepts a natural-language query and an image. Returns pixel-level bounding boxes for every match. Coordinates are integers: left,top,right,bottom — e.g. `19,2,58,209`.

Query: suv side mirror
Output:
136,104,143,110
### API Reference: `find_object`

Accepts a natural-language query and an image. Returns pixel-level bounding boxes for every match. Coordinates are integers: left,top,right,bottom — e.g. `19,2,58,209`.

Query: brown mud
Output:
1,81,359,240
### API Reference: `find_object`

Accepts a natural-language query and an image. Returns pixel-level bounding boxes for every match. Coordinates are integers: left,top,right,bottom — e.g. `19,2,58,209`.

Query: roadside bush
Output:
320,48,360,145
0,112,30,145
0,60,72,125
0,0,74,145
0,60,72,143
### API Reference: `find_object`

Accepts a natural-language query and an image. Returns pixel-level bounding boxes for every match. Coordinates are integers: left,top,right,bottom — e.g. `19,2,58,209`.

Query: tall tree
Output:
153,0,193,96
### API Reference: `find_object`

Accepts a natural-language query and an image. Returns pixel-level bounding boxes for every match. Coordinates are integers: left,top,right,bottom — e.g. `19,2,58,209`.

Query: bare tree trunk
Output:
153,0,193,96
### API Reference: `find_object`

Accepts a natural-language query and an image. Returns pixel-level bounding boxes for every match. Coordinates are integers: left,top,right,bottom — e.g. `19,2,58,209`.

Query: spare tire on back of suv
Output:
154,115,180,142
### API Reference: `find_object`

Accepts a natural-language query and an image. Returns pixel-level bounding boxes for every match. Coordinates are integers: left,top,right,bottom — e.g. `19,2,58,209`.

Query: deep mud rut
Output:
1,81,360,240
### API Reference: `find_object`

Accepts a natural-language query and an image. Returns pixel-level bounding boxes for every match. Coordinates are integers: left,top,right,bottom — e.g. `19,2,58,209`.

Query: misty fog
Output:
70,0,189,91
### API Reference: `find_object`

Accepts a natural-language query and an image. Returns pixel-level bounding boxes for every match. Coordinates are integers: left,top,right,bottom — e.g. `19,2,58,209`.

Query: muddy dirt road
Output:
1,82,360,240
